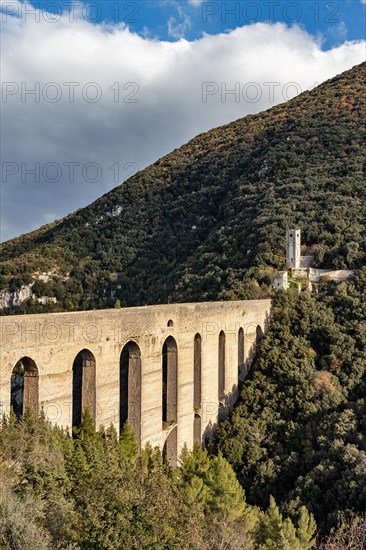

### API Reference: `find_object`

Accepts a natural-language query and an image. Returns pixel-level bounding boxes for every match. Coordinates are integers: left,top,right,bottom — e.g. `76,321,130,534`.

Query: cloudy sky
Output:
1,0,365,242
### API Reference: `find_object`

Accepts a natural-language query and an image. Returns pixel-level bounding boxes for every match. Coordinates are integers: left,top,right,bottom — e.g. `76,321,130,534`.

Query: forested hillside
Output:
216,268,366,536
1,62,365,313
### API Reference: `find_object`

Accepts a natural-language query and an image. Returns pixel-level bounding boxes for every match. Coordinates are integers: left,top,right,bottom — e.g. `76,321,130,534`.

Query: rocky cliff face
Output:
0,285,57,309
0,285,34,309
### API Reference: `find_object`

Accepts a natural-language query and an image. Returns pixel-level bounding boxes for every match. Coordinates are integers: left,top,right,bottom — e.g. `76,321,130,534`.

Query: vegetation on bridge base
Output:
0,410,317,549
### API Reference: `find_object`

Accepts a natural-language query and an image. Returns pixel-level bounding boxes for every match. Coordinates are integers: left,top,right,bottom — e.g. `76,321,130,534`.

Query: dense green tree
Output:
216,269,366,534
256,496,316,550
0,410,321,549
0,492,51,550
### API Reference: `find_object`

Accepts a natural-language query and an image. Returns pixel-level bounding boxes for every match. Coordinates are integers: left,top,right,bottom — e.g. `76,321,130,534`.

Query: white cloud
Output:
1,0,365,241
326,21,348,41
167,5,191,39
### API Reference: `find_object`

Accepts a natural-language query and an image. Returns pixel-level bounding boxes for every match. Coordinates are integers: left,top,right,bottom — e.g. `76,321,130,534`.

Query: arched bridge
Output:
0,299,271,465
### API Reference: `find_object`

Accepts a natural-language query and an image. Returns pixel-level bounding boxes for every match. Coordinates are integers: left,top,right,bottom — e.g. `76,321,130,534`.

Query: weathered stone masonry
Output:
0,299,271,464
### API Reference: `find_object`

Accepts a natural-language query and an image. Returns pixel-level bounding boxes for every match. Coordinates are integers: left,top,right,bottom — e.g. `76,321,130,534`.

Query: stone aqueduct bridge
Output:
0,299,271,464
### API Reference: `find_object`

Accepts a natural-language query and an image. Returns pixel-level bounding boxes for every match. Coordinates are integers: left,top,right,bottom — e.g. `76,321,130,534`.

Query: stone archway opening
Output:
218,330,226,420
120,341,142,446
162,336,178,465
10,357,39,418
72,349,96,428
193,333,202,444
218,330,225,402
238,327,245,380
162,336,178,426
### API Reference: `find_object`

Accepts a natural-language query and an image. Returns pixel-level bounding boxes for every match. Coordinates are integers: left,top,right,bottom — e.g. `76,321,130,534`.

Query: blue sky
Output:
1,0,365,241
27,0,366,46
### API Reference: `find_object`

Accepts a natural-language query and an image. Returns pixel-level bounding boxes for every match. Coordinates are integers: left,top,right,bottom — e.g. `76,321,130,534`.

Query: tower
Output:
274,271,289,291
286,229,301,269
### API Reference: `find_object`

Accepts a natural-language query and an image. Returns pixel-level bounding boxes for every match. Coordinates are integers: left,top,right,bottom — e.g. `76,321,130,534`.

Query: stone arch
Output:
193,333,202,443
167,319,174,327
72,349,96,428
218,330,225,403
238,327,245,379
162,336,178,465
120,341,142,446
10,357,39,418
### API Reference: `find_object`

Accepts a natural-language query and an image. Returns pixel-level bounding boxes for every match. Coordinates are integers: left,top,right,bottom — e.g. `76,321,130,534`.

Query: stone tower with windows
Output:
286,229,301,268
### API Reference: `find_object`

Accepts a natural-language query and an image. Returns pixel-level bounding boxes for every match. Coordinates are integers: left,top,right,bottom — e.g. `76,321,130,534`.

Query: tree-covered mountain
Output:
0,62,365,313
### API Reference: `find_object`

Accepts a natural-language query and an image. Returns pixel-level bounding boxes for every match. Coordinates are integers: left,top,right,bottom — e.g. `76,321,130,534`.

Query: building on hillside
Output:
273,271,289,291
274,229,353,293
286,229,301,269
